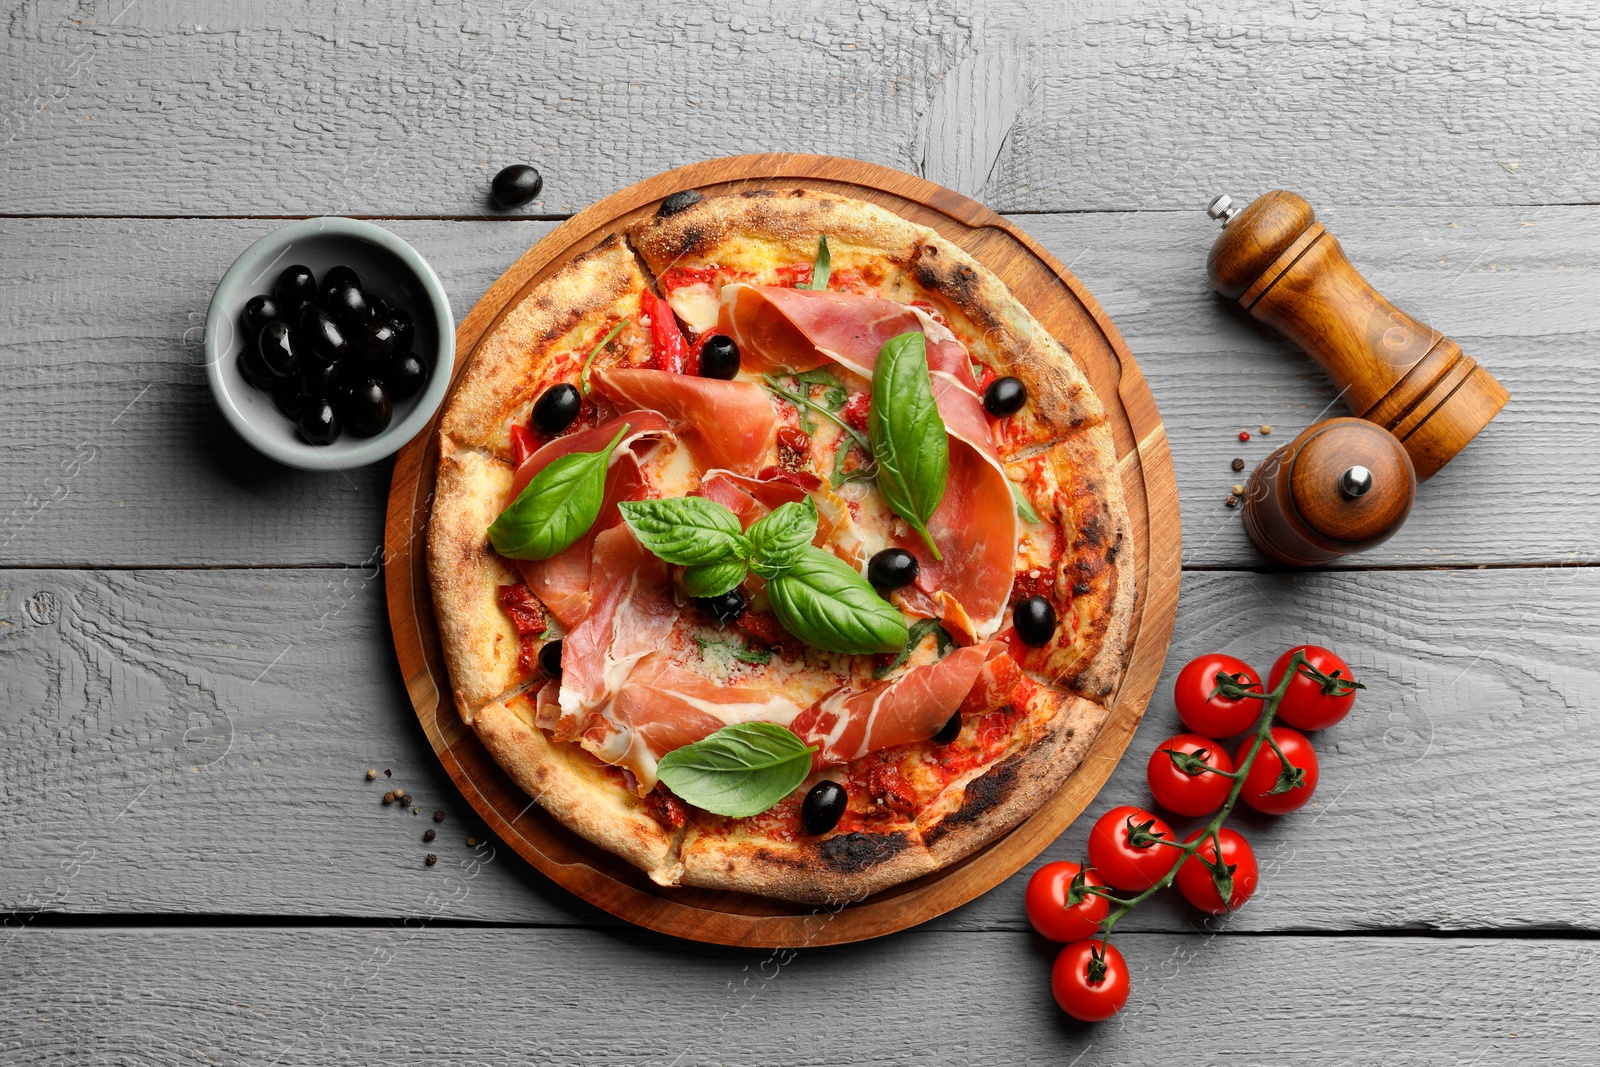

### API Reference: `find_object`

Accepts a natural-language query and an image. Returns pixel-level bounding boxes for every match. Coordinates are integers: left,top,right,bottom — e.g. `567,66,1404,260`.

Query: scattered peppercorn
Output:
366,768,377,781
1231,457,1245,472
1233,483,1246,495
1238,430,1251,442
382,791,396,804
1225,494,1240,508
425,853,438,866
432,810,445,823
1260,424,1273,435
384,769,392,778
423,828,436,842
399,792,413,807
466,837,478,847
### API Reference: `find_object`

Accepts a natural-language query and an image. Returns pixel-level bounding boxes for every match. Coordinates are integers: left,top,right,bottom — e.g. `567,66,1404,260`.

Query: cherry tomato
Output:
1173,653,1263,737
1145,733,1236,817
1175,828,1260,914
1025,862,1111,943
1269,644,1362,731
1052,940,1130,1021
1236,727,1320,815
1087,805,1176,892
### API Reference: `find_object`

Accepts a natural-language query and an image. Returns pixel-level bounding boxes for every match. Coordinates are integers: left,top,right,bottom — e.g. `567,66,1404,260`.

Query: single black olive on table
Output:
698,334,740,380
490,164,544,209
273,265,318,312
384,351,428,401
933,712,962,745
357,319,400,364
322,265,361,292
867,548,919,590
241,294,280,336
297,399,341,446
345,378,393,437
1013,595,1057,647
321,282,374,328
538,639,563,679
298,304,349,365
256,320,299,379
983,375,1027,417
531,382,582,435
694,586,747,625
802,780,847,835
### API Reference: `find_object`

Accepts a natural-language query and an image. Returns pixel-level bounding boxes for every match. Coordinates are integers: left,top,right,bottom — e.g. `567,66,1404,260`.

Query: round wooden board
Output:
384,154,1181,948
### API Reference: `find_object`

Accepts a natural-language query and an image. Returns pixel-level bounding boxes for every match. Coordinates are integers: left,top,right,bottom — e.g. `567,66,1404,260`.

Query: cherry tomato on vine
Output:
1051,939,1130,1022
1236,727,1320,815
1269,644,1363,731
1025,861,1111,942
1174,827,1260,914
1087,805,1176,892
1145,733,1237,817
1173,653,1263,737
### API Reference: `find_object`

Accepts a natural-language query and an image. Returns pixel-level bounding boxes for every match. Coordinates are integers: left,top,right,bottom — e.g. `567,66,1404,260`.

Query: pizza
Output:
427,188,1135,904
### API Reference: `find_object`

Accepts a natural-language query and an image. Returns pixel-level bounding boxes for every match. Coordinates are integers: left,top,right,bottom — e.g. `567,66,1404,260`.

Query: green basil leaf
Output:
869,331,949,561
655,722,817,818
682,558,748,599
766,546,908,655
488,425,628,561
873,617,956,680
1011,482,1041,523
801,234,831,291
619,497,750,567
746,499,818,579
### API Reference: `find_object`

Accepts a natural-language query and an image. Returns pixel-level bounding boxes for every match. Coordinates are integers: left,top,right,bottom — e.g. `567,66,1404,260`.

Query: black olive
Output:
531,383,581,435
933,712,962,744
323,265,361,292
298,304,349,366
538,639,562,679
983,375,1027,417
273,265,318,311
490,164,544,209
388,307,415,351
272,381,307,421
694,587,747,625
657,189,704,217
345,378,393,437
801,780,847,835
1013,595,1056,647
237,347,274,391
867,548,919,590
256,320,298,379
384,351,428,401
357,319,400,364
368,294,393,320
299,360,341,399
241,294,280,336
297,399,341,446
699,335,740,380
321,282,374,328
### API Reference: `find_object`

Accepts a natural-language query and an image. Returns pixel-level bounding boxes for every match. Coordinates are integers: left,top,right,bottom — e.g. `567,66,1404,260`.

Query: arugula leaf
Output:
869,332,949,560
766,546,908,655
682,558,748,599
488,426,629,561
1011,482,1041,523
746,499,818,580
873,617,956,680
619,497,750,568
579,318,630,397
795,368,848,410
800,234,831,291
692,635,773,666
762,375,869,451
655,722,816,818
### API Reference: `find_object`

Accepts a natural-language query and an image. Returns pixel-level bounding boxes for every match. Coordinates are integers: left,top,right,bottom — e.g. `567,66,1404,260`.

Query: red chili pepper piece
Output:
509,423,537,467
644,291,688,375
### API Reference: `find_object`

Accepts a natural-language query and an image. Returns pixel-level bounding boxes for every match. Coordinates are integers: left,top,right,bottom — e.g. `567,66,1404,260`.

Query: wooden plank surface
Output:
5,565,1595,933
5,926,1596,1065
3,207,1594,568
4,1,1598,216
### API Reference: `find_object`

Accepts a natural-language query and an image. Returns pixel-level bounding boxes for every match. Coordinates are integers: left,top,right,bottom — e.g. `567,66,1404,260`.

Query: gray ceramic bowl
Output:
204,217,454,471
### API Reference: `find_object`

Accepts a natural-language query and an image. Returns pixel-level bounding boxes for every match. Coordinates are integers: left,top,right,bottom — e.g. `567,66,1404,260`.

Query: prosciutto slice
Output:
590,367,777,476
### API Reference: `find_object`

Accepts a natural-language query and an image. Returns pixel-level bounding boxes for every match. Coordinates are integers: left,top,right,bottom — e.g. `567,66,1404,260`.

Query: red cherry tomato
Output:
1173,653,1263,737
1175,828,1260,914
1087,805,1176,892
1145,733,1236,817
1025,862,1111,943
1236,727,1320,815
1269,645,1362,731
1051,939,1130,1022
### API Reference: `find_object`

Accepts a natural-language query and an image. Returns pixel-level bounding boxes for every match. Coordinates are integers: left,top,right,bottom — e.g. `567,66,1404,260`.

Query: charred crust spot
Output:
817,831,909,873
1072,582,1092,597
924,756,1023,846
657,189,704,217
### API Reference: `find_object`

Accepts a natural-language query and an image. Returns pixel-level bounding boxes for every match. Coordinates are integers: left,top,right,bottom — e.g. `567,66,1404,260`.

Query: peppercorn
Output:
1260,424,1273,435
466,837,478,847
1225,494,1240,508
432,810,445,823
382,791,396,805
1231,457,1245,472
1238,430,1251,442
366,768,377,781
425,853,437,866
399,792,413,807
423,828,436,842
1233,483,1246,495
384,769,392,777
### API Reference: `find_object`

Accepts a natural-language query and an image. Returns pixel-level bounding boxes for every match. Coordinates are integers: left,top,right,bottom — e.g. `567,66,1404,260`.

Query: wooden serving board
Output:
384,154,1181,947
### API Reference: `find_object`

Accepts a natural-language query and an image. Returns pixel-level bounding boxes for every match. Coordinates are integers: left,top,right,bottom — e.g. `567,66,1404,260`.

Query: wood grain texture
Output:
4,565,1595,933
4,1,1599,216
5,926,1596,1064
3,207,1594,568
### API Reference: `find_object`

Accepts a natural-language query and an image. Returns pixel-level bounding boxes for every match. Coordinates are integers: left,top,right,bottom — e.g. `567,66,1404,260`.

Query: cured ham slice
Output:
790,641,1007,766
590,367,777,476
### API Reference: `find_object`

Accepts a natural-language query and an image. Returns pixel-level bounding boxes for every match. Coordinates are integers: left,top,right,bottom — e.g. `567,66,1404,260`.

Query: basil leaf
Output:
682,558,748,599
655,722,817,818
619,497,750,567
869,332,949,561
746,499,818,579
579,318,630,396
488,425,628,561
1011,482,1041,523
767,546,908,655
873,617,956,680
801,234,831,291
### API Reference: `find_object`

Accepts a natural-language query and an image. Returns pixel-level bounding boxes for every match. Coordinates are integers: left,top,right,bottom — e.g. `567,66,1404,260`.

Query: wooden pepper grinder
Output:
1206,190,1509,480
1242,417,1416,566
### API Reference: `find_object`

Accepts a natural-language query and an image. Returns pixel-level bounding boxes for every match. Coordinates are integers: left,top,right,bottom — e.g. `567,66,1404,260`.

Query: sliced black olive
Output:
1013,595,1056,647
241,294,280,336
694,587,747,625
491,164,544,209
801,780,847,835
323,265,361,292
538,639,562,679
256,320,298,379
983,375,1027,417
657,189,703,217
388,307,415,351
933,712,962,744
298,304,349,366
345,378,393,437
273,265,317,311
297,399,341,446
321,282,374,327
384,351,428,401
357,319,400,364
867,548,919,590
698,334,740,380
531,383,581,435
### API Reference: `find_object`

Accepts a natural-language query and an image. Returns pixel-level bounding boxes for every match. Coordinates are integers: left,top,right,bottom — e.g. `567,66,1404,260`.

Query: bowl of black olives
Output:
204,218,454,470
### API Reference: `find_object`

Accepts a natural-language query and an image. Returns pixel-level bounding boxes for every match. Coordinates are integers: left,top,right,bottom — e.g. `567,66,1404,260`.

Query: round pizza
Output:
427,188,1135,904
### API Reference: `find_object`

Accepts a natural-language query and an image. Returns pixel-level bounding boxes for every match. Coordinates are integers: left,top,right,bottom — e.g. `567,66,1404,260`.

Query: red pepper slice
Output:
509,423,537,467
644,291,690,375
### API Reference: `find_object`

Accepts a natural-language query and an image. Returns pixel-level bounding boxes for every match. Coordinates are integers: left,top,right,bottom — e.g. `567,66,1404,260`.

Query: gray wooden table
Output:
4,2,1598,1063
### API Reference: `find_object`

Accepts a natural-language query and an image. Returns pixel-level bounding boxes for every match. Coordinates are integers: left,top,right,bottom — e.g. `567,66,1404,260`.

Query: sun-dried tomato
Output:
865,762,918,818
497,584,548,636
642,786,688,830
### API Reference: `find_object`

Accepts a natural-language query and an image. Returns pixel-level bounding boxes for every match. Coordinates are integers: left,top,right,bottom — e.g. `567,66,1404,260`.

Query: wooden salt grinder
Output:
1242,417,1416,566
1205,190,1509,481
